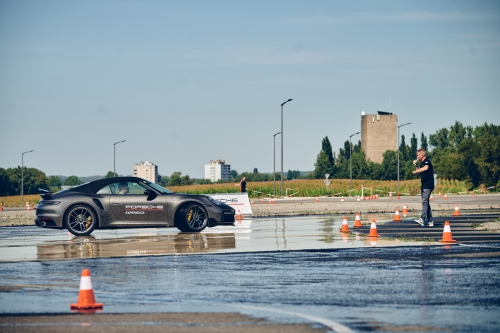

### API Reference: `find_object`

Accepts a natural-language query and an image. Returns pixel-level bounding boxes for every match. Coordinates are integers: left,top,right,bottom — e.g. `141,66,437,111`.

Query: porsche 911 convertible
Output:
35,177,235,236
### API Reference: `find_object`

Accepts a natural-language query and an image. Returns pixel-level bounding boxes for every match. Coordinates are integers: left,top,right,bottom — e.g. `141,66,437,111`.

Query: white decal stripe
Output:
79,276,93,290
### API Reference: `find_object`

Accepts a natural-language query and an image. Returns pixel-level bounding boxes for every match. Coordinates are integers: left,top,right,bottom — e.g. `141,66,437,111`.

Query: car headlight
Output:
206,196,221,206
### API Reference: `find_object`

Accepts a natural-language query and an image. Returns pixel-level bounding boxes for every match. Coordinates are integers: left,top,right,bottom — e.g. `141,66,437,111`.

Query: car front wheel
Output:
179,203,208,232
65,205,97,236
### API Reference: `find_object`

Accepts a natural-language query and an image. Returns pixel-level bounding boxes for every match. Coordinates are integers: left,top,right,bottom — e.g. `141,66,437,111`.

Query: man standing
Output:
239,177,247,193
413,149,434,227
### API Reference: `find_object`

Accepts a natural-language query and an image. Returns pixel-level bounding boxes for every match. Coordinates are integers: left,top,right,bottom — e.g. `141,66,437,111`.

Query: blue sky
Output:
1,0,499,178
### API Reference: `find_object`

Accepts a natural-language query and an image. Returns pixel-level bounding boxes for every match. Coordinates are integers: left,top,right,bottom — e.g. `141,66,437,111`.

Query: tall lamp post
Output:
397,122,412,195
280,99,293,197
349,132,360,190
273,132,281,197
114,140,126,177
21,150,34,204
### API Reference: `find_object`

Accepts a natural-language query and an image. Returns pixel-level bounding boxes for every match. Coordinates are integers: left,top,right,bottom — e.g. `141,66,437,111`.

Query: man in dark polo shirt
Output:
412,148,435,227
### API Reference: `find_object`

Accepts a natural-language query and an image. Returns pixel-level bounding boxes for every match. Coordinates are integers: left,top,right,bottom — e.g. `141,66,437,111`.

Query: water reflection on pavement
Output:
0,214,432,262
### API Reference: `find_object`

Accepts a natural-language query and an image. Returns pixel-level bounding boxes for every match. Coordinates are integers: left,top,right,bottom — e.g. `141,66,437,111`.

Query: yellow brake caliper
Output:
187,209,193,222
86,216,92,229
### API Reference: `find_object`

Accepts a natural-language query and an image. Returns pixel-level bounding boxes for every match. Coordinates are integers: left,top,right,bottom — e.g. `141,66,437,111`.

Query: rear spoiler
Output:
38,188,53,200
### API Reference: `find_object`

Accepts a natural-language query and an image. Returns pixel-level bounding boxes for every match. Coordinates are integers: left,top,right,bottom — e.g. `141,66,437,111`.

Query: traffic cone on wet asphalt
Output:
402,204,408,217
341,196,344,202
261,198,264,203
70,269,103,310
438,192,442,197
430,195,433,201
357,196,360,201
367,219,380,238
0,203,3,211
472,193,476,198
237,210,242,220
389,192,393,198
353,213,362,228
342,233,349,243
444,194,448,200
340,216,349,233
439,221,456,243
392,209,402,222
452,204,461,216
315,197,319,202
250,200,254,204
26,202,30,211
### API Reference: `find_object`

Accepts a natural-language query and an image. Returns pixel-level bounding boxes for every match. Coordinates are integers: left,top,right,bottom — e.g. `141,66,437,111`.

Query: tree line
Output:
312,121,500,189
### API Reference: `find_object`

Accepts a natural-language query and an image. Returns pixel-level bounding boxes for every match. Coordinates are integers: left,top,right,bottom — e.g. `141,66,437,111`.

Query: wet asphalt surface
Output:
1,213,500,332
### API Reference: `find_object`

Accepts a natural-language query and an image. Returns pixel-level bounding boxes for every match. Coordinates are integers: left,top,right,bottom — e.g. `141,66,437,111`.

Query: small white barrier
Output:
207,193,253,215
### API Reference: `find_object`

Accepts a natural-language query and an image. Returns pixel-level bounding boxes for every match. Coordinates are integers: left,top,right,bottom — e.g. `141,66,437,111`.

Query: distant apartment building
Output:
133,161,160,183
204,160,231,182
361,111,398,164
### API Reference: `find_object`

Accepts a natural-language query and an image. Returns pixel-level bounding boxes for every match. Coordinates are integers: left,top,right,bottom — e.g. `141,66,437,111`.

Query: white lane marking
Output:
238,304,354,333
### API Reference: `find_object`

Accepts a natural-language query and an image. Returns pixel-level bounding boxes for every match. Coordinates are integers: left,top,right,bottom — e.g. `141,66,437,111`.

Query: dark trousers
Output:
420,188,433,221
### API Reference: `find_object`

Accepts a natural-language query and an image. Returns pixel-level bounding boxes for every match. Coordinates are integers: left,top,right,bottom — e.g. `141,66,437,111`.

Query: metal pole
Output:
280,99,292,197
21,150,34,204
397,123,412,195
273,132,281,197
113,140,126,177
349,132,360,190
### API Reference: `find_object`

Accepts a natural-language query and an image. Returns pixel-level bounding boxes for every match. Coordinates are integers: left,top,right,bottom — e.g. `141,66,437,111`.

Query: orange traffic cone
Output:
452,204,461,216
0,203,3,211
70,269,103,310
250,200,254,205
26,202,30,211
402,204,408,217
357,196,360,201
341,196,344,202
393,209,402,222
237,210,242,220
389,192,393,198
367,219,380,238
430,195,434,201
397,195,400,200
261,198,264,203
472,193,476,198
439,221,456,243
353,213,362,228
315,197,319,202
340,216,349,233
444,194,448,200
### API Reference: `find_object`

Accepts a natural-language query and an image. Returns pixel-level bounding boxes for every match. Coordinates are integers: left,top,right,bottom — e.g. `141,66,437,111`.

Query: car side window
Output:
109,181,147,195
97,185,113,194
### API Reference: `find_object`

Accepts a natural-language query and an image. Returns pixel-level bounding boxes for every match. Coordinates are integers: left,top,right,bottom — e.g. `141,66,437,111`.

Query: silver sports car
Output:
35,177,235,236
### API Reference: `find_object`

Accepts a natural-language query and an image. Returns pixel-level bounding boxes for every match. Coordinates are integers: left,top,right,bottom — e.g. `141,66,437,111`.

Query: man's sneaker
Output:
428,221,434,227
414,218,425,227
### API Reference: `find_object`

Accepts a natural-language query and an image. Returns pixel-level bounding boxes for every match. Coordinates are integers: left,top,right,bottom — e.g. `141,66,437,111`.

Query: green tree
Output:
380,150,398,180
287,170,301,180
105,171,115,178
421,132,428,151
322,136,335,166
48,176,62,187
313,150,332,179
64,175,81,186
410,133,418,159
230,170,238,180
253,168,259,173
169,172,182,186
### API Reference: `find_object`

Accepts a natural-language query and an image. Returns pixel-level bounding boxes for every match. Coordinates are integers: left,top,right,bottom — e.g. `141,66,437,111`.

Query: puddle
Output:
0,215,436,262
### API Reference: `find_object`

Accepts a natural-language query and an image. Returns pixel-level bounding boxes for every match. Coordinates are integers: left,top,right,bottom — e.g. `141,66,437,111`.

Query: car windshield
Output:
142,179,173,194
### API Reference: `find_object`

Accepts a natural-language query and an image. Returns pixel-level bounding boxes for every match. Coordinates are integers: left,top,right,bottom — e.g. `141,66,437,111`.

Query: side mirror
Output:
144,189,157,201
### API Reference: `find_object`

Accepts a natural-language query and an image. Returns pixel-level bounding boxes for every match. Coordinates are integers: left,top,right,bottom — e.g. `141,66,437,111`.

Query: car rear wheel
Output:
66,205,97,236
178,203,208,232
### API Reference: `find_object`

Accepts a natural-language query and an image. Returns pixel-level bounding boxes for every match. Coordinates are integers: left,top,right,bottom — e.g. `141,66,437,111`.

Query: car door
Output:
107,181,168,225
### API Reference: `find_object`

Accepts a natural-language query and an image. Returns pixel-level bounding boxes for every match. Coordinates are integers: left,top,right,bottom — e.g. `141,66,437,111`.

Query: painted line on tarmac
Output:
238,304,354,333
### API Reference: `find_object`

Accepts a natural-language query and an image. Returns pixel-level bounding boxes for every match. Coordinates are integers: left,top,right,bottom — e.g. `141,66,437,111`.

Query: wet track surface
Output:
1,213,500,332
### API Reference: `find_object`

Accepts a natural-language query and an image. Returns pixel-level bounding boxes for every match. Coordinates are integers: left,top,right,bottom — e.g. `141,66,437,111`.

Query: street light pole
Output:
114,140,126,177
397,122,412,195
273,132,281,197
281,99,293,197
349,132,360,190
21,150,34,204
